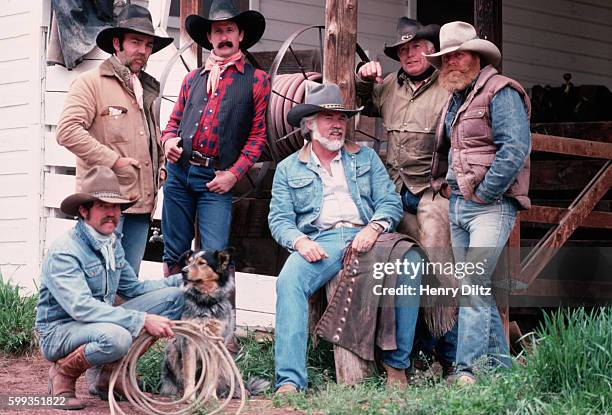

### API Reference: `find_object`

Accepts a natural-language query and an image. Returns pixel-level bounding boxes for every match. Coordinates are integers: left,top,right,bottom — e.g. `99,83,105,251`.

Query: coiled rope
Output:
108,321,246,415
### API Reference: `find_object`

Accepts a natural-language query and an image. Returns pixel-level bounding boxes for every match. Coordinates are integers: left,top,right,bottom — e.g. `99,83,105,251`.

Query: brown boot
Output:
48,344,92,410
382,363,407,389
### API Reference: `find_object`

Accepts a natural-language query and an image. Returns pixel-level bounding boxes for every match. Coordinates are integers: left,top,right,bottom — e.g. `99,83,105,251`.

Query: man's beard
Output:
312,125,345,152
438,57,480,92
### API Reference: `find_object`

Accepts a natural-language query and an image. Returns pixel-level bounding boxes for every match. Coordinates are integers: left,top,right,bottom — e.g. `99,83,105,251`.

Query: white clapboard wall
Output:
41,1,275,330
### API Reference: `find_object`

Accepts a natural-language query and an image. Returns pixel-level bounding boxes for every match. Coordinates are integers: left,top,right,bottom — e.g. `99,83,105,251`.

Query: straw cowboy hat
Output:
96,4,174,54
424,21,501,68
287,82,363,127
185,0,266,51
61,166,137,217
384,17,440,61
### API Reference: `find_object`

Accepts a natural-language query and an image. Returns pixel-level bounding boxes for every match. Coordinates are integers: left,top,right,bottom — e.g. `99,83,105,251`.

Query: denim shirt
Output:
445,86,531,202
35,219,181,338
268,143,403,251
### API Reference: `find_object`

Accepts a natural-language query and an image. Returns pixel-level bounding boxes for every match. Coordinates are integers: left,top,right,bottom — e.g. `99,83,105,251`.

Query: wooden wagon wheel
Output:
266,25,375,162
155,41,272,203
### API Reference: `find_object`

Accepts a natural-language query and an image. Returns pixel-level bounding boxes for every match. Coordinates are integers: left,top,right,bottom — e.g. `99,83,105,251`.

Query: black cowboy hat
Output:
287,82,363,127
384,17,440,61
185,0,265,51
96,4,174,55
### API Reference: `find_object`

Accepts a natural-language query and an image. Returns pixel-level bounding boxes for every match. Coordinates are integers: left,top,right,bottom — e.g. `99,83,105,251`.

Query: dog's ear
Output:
177,250,194,270
215,248,234,273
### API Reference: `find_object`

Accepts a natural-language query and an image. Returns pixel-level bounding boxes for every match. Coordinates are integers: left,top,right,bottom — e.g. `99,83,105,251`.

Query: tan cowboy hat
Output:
61,166,137,217
96,4,174,55
287,82,363,127
424,21,501,68
185,0,265,51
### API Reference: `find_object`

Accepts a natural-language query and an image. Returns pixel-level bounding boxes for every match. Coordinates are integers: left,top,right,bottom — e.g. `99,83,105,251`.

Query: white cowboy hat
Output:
424,21,501,68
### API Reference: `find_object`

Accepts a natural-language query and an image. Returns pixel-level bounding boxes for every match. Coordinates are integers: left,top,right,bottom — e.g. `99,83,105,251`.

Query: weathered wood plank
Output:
532,133,612,159
522,206,612,229
43,173,74,209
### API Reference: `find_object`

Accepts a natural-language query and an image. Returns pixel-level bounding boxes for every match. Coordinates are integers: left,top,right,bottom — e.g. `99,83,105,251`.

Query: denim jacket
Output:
268,142,403,251
35,219,180,338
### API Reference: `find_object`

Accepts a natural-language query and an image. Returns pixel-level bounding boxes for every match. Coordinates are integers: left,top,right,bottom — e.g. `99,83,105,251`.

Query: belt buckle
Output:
191,151,211,167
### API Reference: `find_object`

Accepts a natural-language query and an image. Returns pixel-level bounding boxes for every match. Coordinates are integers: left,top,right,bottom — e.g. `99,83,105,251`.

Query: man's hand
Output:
113,157,141,169
142,314,176,338
206,170,238,194
351,226,379,253
358,61,384,84
295,238,329,263
164,137,183,163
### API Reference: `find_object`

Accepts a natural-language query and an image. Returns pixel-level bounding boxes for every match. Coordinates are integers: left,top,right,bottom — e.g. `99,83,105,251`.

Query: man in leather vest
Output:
56,5,173,276
160,0,270,275
269,83,423,393
426,22,531,384
356,17,457,378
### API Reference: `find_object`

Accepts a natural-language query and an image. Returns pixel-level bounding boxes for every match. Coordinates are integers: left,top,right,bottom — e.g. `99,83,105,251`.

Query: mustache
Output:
217,40,234,48
100,216,118,225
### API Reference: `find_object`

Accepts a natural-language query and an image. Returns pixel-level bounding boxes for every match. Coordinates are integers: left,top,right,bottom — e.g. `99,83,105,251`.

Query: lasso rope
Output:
108,321,246,415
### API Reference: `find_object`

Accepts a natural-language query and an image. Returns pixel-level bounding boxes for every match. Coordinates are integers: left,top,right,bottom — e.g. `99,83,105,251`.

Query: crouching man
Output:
269,83,424,394
35,166,185,410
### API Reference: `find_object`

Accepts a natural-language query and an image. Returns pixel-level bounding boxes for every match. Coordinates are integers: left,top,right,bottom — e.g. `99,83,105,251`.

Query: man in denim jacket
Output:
269,83,421,394
35,166,184,409
426,22,531,384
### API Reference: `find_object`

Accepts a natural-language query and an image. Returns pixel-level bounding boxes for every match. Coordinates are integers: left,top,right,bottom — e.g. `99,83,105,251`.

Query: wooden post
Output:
473,0,502,70
323,0,359,137
180,0,203,68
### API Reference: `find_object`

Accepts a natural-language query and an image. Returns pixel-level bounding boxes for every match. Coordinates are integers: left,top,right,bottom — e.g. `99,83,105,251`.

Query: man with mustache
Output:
36,166,185,409
160,0,270,276
425,22,531,384
269,83,423,393
356,17,458,380
56,5,172,277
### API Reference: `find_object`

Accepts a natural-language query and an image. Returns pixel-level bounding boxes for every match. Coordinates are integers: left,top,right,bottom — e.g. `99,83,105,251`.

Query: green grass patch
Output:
0,276,38,355
136,340,167,394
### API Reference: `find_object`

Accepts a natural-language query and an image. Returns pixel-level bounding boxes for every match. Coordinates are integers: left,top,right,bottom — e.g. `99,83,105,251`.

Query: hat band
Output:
401,34,415,41
319,103,345,110
91,191,124,200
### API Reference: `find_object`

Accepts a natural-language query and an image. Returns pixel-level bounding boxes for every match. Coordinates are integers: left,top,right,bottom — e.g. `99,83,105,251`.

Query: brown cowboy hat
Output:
185,0,265,51
384,17,440,61
61,166,137,217
96,4,174,55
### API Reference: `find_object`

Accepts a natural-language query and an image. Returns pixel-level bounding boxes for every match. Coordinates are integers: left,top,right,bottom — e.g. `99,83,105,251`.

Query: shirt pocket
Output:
288,176,316,212
356,164,372,198
83,261,105,297
101,105,129,143
458,107,489,140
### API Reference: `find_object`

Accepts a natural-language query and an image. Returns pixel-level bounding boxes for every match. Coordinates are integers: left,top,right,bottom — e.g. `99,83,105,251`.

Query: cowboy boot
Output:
48,344,92,410
382,363,408,389
95,339,156,401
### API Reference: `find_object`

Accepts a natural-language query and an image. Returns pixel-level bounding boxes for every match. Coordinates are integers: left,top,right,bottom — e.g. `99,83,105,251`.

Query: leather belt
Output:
332,221,364,229
189,151,217,168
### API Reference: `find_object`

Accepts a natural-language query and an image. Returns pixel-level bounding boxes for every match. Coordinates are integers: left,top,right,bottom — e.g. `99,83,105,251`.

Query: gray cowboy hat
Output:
185,0,266,51
96,4,174,55
424,21,501,68
61,166,137,217
384,17,440,61
287,82,363,127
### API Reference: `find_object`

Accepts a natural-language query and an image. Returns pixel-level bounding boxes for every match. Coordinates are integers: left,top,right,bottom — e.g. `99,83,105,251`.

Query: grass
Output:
0,276,38,355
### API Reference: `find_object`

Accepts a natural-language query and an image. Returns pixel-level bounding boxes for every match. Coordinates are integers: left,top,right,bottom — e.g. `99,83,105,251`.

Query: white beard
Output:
312,125,345,152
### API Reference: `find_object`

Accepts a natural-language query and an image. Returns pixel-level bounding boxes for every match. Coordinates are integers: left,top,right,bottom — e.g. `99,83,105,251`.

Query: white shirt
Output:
311,149,364,230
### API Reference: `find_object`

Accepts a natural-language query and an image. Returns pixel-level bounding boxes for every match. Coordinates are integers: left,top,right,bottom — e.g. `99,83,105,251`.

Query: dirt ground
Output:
0,353,302,415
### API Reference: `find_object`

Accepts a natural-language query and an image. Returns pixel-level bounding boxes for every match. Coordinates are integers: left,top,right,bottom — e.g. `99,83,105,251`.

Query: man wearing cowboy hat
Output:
268,83,425,393
56,4,172,277
160,0,270,276
35,166,184,409
356,17,457,379
425,21,531,384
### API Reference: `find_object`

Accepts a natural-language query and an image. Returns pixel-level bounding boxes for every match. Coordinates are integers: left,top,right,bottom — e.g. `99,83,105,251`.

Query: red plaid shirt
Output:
161,58,270,180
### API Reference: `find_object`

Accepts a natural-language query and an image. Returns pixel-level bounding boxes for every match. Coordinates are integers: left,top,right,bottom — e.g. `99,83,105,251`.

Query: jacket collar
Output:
297,140,361,164
100,57,161,96
75,219,121,253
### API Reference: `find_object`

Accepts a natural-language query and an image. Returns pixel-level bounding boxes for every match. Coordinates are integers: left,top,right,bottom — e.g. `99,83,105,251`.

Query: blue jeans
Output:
274,228,422,390
117,213,150,276
449,194,516,377
413,320,458,367
401,188,422,215
162,162,232,266
40,287,184,365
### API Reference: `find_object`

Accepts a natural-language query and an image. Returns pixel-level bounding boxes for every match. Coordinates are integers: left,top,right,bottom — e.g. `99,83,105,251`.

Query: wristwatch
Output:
368,221,384,234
